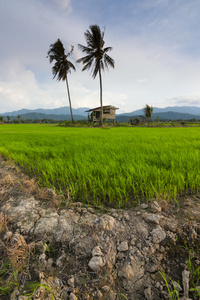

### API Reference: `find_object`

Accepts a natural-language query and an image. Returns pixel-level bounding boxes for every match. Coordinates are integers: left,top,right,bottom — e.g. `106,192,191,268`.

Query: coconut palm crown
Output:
47,39,75,122
77,25,115,125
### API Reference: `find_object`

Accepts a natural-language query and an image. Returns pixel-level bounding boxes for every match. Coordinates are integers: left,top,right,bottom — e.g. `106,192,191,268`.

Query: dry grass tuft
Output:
0,212,8,233
22,178,38,193
22,178,62,207
0,174,14,188
6,233,34,271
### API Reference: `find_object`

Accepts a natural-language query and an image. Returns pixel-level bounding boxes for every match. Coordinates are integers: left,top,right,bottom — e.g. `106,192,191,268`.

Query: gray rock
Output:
92,245,103,256
69,293,78,300
88,256,105,272
117,241,128,252
3,231,13,241
141,203,149,209
144,286,153,300
144,213,160,224
98,215,115,231
182,270,190,298
151,226,166,243
151,201,161,213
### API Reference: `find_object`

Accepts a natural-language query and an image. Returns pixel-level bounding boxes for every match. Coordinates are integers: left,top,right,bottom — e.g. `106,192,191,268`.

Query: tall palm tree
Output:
47,39,76,123
7,116,10,124
77,25,115,125
17,114,21,123
143,104,153,125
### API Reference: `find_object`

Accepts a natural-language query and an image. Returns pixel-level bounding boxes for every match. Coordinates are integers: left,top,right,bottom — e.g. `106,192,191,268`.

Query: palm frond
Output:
47,39,75,81
77,25,115,78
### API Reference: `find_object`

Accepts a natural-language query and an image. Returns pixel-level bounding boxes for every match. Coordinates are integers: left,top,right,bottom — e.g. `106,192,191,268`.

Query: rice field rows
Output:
0,124,200,207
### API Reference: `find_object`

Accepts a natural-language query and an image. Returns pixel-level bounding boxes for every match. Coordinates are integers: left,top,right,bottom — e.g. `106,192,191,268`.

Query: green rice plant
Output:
187,249,200,292
1,125,200,207
0,261,20,297
159,270,180,299
23,282,55,300
116,293,129,299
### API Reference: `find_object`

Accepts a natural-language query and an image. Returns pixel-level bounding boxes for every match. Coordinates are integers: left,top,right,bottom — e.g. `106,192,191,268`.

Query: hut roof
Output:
85,105,119,112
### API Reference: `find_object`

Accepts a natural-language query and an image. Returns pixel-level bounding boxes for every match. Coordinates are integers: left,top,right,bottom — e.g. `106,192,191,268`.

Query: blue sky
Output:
0,0,200,113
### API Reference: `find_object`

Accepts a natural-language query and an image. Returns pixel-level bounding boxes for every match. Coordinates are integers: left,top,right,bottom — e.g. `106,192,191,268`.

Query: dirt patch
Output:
0,155,200,300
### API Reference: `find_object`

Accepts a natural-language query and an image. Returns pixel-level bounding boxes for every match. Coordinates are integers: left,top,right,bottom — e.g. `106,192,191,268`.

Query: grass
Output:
0,124,200,207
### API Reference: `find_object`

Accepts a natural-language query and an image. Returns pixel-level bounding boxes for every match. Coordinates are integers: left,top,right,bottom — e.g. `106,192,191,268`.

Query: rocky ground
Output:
0,156,200,300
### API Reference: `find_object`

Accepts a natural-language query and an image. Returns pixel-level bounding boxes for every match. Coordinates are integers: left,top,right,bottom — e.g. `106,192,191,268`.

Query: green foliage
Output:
186,248,200,297
143,104,153,124
159,270,180,299
0,260,20,297
0,125,200,208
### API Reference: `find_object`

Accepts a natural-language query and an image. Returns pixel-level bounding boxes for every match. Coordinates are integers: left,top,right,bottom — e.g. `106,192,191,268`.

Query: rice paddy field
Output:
0,124,200,208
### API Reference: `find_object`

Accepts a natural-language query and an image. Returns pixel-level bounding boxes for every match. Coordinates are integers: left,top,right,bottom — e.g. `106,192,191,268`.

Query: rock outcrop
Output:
0,158,200,299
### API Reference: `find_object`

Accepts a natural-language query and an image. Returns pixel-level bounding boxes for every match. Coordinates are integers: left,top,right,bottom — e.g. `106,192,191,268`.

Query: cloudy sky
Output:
1,0,200,114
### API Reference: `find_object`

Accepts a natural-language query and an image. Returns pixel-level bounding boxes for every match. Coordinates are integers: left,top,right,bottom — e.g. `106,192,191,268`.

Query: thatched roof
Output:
85,105,119,112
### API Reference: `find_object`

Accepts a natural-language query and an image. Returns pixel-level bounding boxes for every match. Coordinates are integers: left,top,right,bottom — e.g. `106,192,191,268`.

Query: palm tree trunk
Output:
65,76,74,123
99,69,103,125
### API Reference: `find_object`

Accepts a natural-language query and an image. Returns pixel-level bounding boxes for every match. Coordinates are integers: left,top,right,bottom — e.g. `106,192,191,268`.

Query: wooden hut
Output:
85,105,119,124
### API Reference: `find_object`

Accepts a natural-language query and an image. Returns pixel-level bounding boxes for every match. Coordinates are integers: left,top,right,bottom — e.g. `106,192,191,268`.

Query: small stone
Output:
98,215,115,231
174,281,182,292
46,258,53,270
151,226,166,244
87,207,95,214
144,286,153,300
3,231,13,241
151,201,161,213
69,292,78,300
81,208,87,214
182,270,190,298
60,287,68,299
95,289,103,299
141,203,149,209
56,251,66,268
102,285,110,292
118,241,128,252
124,213,130,221
35,241,47,254
92,246,103,256
144,214,160,224
10,287,19,300
68,276,75,287
137,223,149,237
39,253,46,261
88,256,105,272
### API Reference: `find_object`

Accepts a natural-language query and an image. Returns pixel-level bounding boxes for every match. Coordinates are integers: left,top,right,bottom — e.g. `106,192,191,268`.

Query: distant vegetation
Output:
0,124,200,208
1,106,200,123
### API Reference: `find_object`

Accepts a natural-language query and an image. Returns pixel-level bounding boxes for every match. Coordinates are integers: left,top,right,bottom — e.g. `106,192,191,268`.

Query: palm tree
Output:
7,116,10,124
143,104,153,125
17,114,21,123
47,39,76,123
77,25,115,125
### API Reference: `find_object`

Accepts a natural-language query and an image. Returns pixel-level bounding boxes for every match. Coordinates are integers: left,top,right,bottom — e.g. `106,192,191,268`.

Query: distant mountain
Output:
116,111,200,122
152,111,200,121
1,105,200,121
8,112,87,121
116,106,200,117
1,106,90,117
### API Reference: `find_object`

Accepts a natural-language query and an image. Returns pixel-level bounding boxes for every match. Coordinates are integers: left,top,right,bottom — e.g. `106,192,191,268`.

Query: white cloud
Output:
50,0,72,11
1,0,200,114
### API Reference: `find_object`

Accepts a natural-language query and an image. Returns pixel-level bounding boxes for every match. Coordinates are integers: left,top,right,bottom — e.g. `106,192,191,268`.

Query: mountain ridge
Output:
1,105,200,121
